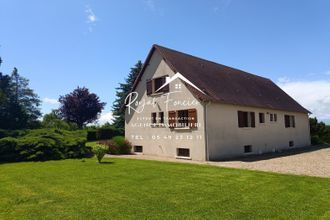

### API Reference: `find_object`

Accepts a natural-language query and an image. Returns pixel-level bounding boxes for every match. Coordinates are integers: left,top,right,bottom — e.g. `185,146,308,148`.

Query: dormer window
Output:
146,76,169,95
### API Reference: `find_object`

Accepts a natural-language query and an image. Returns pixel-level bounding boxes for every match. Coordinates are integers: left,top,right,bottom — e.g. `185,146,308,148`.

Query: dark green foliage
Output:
97,127,121,140
112,61,142,130
0,129,27,138
86,126,121,141
42,110,78,130
0,68,41,129
58,87,106,128
98,136,132,154
0,137,18,162
311,135,322,145
87,130,97,141
0,129,92,162
309,117,329,144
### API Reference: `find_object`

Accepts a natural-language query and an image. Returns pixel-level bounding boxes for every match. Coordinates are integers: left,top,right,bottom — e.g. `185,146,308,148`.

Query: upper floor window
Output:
151,112,157,124
159,112,164,124
284,115,295,128
238,111,255,128
168,109,197,128
146,76,169,95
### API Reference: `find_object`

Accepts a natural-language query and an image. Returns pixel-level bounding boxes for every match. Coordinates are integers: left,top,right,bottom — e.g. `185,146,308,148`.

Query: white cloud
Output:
43,97,59,105
97,111,114,125
85,5,98,32
277,79,330,121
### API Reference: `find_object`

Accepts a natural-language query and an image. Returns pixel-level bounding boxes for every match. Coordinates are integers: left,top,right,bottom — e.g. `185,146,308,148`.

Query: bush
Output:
93,144,108,163
0,129,92,162
0,137,18,162
0,129,27,139
97,127,121,140
87,130,97,141
97,136,132,155
311,135,322,145
98,140,120,154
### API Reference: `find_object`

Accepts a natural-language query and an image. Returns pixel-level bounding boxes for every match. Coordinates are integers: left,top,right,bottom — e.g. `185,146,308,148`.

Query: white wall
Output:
125,50,206,161
206,103,311,160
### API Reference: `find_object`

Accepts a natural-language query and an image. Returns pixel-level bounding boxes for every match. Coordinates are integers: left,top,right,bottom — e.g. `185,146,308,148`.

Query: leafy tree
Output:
309,117,329,145
42,110,78,130
58,87,106,128
309,117,327,137
112,61,142,131
0,66,41,129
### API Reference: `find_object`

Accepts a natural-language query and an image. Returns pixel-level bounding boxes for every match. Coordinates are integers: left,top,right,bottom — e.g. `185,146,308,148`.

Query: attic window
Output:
146,76,169,95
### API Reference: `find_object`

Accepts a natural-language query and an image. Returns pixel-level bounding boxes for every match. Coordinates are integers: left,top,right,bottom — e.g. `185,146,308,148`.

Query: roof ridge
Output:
153,44,270,81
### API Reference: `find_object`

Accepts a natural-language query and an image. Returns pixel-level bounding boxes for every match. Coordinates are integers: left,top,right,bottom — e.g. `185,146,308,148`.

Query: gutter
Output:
203,101,211,161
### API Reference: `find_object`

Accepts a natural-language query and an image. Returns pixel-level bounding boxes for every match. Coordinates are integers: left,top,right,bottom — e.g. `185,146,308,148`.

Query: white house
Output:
125,44,311,161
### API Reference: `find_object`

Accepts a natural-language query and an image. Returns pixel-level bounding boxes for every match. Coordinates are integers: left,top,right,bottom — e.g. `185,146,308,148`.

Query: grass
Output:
0,158,329,219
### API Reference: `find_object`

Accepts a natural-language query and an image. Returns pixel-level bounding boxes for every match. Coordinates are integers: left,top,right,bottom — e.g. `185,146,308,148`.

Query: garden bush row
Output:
87,127,123,141
0,129,92,162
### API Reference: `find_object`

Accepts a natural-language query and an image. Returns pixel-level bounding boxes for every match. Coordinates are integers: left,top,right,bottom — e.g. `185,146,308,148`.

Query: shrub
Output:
112,136,132,154
98,140,120,154
0,137,18,162
97,137,131,155
0,128,92,162
96,127,121,140
0,129,27,139
93,144,108,163
87,130,97,141
311,135,322,145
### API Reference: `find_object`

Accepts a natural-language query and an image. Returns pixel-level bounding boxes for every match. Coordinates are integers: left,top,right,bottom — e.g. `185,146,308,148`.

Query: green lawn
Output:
0,158,329,219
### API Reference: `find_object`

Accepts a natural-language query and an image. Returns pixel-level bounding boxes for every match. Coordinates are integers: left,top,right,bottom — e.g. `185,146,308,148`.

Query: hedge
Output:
87,127,122,141
0,129,92,162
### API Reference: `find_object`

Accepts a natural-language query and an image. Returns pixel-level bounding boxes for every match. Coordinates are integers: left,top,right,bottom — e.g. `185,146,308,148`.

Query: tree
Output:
112,61,142,131
0,66,41,129
310,117,327,137
42,110,78,130
58,87,106,128
309,117,329,145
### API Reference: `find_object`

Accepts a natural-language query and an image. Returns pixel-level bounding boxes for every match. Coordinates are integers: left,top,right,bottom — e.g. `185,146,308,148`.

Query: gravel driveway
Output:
211,146,330,178
110,145,330,178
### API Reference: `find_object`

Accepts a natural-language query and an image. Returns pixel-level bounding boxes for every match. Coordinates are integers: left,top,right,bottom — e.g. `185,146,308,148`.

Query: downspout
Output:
204,101,211,161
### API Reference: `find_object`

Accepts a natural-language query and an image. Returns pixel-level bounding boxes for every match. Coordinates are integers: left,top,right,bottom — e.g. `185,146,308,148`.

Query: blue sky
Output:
0,0,329,124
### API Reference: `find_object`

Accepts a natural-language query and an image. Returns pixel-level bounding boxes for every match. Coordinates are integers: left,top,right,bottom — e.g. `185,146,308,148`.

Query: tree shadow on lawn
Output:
218,144,329,162
98,161,114,165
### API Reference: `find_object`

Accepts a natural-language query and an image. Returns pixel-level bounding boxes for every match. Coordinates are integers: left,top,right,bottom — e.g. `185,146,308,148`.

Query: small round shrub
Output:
93,144,108,163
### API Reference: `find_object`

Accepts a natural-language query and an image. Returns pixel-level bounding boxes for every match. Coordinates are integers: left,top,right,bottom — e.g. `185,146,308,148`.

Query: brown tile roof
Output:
132,44,310,114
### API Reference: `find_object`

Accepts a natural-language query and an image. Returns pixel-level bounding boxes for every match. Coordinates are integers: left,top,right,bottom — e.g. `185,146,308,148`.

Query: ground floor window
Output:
134,145,143,153
289,141,294,147
244,145,252,153
177,148,190,157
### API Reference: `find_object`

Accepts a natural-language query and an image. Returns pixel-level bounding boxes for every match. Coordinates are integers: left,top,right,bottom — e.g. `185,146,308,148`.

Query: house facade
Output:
125,44,311,161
